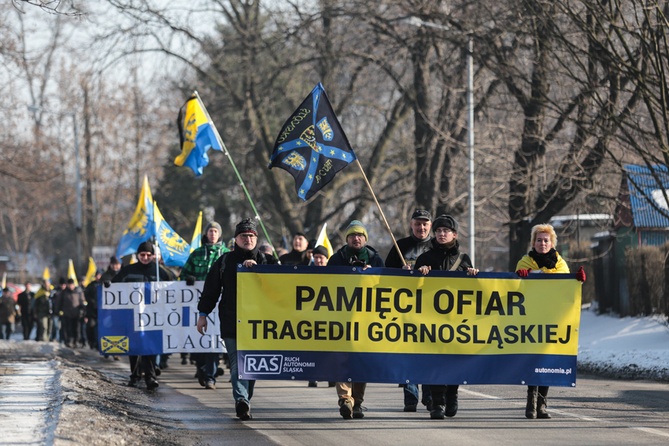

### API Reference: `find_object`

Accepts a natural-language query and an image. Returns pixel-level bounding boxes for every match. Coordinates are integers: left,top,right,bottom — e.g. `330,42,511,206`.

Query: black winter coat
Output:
414,239,474,272
198,245,278,338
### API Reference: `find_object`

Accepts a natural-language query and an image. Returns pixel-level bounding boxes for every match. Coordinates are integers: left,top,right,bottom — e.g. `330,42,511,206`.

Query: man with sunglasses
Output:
113,241,172,390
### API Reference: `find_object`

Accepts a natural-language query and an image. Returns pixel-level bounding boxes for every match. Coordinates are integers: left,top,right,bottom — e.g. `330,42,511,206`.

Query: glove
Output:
516,269,531,278
575,266,586,282
185,276,195,286
103,281,111,288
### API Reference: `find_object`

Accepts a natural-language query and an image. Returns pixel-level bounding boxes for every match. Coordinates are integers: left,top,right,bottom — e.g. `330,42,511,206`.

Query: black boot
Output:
537,386,551,419
525,386,537,419
430,405,445,419
445,385,459,417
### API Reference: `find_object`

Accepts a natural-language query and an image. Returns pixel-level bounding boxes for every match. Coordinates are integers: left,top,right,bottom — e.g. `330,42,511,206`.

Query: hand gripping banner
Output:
237,266,582,387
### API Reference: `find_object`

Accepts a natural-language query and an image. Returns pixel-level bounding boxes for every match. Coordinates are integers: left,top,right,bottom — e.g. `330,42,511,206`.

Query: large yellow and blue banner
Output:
97,281,225,356
237,266,582,387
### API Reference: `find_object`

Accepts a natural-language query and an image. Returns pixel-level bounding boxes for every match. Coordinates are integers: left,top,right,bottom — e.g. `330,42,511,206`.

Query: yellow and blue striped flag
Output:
175,94,223,176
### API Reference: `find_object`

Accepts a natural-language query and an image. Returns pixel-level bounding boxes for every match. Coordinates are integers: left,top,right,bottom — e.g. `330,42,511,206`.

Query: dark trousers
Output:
129,355,158,382
62,316,80,346
21,316,33,340
0,322,13,339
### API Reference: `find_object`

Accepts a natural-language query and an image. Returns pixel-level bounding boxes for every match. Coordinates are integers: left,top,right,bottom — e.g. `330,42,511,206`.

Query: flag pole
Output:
153,200,160,283
354,160,407,267
193,91,277,258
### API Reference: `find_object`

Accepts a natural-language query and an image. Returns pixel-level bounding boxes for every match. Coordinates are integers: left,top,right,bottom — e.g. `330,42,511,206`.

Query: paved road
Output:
83,352,669,446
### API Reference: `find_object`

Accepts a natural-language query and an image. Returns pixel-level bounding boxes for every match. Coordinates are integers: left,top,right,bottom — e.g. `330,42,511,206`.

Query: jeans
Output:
197,352,219,383
224,337,254,403
405,383,432,407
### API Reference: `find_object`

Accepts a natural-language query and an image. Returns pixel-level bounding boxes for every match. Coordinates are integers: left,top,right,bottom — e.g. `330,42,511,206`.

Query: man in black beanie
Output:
113,240,172,391
197,218,278,420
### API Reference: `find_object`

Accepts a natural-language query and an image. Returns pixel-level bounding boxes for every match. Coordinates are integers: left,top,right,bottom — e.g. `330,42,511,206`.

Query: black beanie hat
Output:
235,218,258,236
137,241,155,254
432,214,458,232
312,245,329,257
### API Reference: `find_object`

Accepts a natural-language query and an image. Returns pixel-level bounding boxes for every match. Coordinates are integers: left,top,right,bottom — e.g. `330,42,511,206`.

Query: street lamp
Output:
27,105,83,270
401,17,476,265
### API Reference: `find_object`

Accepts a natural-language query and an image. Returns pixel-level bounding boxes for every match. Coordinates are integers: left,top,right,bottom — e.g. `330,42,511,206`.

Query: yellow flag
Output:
315,223,334,258
190,211,203,252
67,259,78,287
116,175,154,258
42,267,51,281
83,257,97,287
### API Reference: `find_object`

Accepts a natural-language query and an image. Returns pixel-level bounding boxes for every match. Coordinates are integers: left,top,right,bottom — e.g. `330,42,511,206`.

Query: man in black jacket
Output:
113,241,172,390
197,218,277,421
385,209,434,413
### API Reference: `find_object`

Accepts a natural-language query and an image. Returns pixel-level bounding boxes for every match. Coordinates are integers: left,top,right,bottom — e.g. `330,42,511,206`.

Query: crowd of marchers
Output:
0,210,585,423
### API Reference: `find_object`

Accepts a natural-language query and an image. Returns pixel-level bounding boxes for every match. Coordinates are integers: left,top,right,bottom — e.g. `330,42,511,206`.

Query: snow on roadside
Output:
578,305,669,381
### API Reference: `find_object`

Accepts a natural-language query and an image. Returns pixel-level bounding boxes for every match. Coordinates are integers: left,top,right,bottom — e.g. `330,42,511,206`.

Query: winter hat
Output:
109,256,121,265
312,245,329,257
411,209,432,221
205,221,222,234
235,218,258,236
345,220,368,240
432,214,458,232
137,241,155,254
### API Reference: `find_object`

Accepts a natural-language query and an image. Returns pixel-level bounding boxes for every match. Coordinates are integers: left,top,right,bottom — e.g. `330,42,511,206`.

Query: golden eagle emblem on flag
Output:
282,151,307,171
101,336,129,354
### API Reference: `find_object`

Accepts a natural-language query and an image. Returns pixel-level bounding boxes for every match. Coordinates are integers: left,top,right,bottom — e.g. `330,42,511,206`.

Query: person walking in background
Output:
516,223,586,419
113,241,173,391
33,279,52,342
415,214,479,420
50,278,66,343
279,232,311,265
55,279,85,348
328,220,384,420
181,221,229,390
84,269,104,350
100,256,122,282
17,282,35,340
385,209,434,412
307,245,335,388
0,287,17,340
197,218,278,420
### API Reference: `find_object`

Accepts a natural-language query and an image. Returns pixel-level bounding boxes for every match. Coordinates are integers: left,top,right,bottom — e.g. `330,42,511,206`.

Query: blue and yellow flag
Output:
190,211,203,253
154,202,191,267
116,175,155,258
175,93,223,176
268,83,357,201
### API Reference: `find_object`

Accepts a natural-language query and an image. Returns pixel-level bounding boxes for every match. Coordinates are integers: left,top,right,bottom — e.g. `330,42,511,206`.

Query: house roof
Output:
623,164,669,229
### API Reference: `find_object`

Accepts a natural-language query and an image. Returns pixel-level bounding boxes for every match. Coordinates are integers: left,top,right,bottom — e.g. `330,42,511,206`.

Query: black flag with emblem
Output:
268,83,357,201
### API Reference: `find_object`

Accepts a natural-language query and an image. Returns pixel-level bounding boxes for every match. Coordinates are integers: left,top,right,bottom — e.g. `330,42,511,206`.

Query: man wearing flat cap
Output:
197,217,278,421
385,209,434,412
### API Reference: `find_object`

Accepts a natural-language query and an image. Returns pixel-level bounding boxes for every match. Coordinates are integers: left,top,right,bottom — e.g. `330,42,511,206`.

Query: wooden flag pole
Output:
192,91,277,258
354,160,407,267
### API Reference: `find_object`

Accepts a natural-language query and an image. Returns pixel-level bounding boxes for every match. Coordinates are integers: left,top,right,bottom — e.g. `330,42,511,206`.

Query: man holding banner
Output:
113,241,172,390
328,219,384,420
415,214,479,420
197,218,278,421
385,209,434,413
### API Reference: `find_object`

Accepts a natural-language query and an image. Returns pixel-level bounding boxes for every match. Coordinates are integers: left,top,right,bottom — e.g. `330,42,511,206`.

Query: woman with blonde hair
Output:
515,223,585,419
